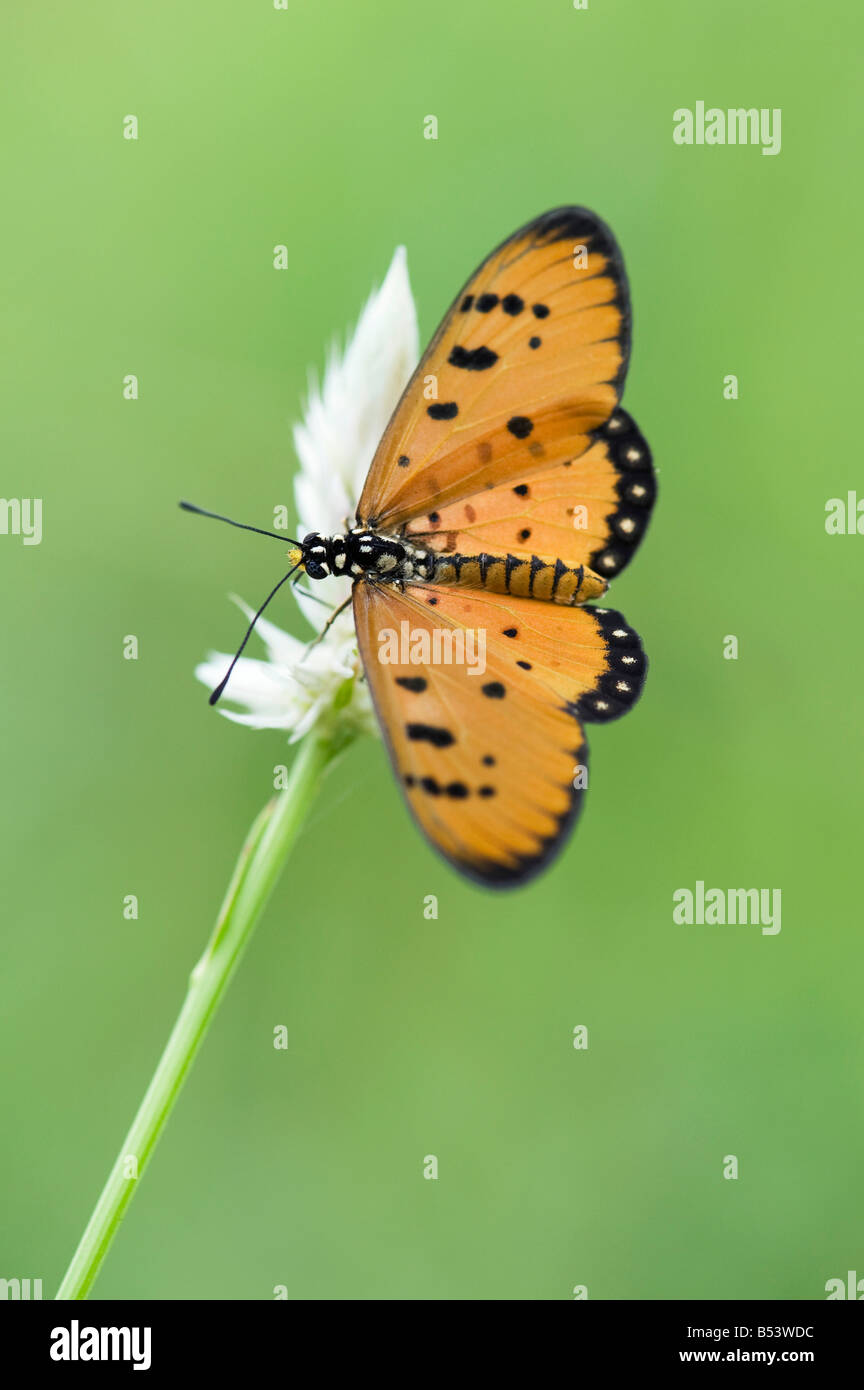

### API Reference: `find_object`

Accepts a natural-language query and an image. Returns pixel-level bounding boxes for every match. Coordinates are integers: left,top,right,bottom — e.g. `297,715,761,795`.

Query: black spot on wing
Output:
427,402,458,420
407,775,498,801
406,723,455,747
481,682,506,699
501,293,524,315
475,292,499,312
507,416,533,439
449,344,498,371
396,677,427,692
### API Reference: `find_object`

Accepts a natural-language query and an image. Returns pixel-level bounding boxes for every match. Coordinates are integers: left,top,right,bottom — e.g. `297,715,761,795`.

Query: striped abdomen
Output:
428,551,607,604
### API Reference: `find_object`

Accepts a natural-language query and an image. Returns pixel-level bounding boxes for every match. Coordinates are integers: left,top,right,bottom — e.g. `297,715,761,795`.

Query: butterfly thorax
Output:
300,529,437,583
300,527,607,604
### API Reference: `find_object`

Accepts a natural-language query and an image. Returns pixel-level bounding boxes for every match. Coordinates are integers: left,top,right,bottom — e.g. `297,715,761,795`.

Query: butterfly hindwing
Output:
402,406,655,586
357,207,631,531
352,580,646,885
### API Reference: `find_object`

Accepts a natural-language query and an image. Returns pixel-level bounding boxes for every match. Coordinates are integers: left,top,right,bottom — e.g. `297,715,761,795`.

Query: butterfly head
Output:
299,532,330,580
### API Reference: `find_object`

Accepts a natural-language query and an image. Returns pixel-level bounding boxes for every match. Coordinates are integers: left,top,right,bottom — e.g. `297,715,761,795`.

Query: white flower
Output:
196,247,419,742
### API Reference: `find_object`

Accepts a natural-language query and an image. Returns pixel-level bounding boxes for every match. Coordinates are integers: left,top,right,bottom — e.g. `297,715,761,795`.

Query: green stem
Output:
56,731,338,1300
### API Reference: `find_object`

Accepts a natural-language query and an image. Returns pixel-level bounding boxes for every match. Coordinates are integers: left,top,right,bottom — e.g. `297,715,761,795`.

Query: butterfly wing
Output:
357,207,631,531
403,406,655,584
353,580,646,885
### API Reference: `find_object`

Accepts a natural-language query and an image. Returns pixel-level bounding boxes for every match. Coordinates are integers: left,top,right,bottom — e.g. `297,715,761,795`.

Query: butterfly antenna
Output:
209,560,304,706
180,499,301,547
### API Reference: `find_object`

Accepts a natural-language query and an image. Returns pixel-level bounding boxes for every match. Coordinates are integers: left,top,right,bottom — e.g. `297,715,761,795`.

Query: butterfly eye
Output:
305,559,327,580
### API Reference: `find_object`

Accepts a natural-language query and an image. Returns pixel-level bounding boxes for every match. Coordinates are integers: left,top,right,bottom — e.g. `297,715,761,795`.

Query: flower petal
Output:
292,245,419,535
194,246,418,742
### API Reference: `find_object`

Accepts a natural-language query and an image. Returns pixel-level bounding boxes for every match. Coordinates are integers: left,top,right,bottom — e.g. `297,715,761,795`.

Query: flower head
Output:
196,247,419,741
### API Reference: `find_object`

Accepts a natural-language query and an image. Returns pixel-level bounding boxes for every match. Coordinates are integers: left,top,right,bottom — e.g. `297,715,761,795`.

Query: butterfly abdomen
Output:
429,551,607,604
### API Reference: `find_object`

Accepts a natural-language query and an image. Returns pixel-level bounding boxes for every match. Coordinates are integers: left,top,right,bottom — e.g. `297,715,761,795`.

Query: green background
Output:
2,0,861,1300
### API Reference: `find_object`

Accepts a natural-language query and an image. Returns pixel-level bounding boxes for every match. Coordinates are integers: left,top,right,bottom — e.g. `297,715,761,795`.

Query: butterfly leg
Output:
292,580,332,610
300,593,353,660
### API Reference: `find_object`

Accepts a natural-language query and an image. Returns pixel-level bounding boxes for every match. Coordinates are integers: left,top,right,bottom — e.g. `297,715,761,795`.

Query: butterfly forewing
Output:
353,581,646,884
357,207,631,531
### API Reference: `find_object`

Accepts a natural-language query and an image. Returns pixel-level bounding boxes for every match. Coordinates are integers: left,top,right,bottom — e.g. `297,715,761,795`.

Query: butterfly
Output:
184,207,655,886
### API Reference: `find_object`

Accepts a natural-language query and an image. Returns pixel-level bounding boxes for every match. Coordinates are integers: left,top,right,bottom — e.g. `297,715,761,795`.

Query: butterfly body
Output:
296,525,608,607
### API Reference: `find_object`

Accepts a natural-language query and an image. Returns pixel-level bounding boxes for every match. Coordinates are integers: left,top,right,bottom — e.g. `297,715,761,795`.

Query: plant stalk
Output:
56,732,336,1300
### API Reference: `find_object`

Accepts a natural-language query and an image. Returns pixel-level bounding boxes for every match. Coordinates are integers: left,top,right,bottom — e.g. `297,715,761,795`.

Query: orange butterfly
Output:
185,208,655,886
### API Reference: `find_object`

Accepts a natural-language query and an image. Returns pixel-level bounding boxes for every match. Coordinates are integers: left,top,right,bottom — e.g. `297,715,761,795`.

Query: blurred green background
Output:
2,0,861,1300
